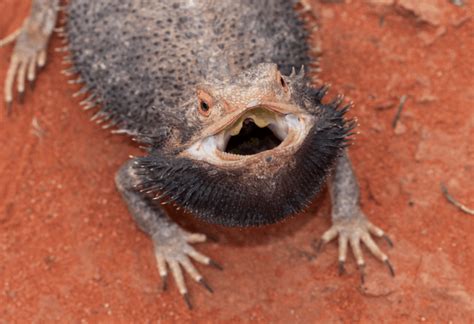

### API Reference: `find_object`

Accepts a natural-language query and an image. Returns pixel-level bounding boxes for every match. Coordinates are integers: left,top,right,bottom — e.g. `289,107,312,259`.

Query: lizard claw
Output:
198,277,214,293
1,1,58,113
153,224,220,309
315,212,395,283
338,260,346,275
183,292,192,310
384,259,396,277
358,264,366,284
160,274,168,291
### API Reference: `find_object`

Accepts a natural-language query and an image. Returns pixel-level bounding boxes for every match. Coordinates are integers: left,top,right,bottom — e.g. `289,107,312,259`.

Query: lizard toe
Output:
316,214,394,282
153,226,221,309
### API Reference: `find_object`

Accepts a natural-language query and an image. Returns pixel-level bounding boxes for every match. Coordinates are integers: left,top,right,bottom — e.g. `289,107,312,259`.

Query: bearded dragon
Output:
1,0,394,309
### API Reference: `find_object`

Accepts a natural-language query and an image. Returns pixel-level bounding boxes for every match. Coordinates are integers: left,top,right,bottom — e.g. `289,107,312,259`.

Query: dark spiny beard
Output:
134,102,353,227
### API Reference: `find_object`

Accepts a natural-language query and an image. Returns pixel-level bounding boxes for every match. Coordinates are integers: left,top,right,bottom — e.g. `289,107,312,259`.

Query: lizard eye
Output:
199,100,210,116
197,90,213,117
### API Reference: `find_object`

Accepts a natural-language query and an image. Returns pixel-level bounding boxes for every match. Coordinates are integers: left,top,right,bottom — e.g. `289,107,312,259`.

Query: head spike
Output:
298,65,305,78
290,66,297,77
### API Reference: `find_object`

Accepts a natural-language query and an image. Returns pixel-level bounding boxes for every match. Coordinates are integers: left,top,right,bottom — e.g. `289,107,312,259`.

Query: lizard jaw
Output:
183,108,314,167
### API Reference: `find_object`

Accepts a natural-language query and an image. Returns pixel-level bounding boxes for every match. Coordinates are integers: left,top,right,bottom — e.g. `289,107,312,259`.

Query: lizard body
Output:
1,0,394,309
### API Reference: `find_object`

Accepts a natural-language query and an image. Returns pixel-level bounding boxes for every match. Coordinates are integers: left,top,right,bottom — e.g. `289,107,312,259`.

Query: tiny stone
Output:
450,0,464,6
397,0,443,26
394,121,407,135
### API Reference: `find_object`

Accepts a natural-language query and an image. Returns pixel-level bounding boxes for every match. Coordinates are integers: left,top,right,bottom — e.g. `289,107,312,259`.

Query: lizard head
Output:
136,63,354,226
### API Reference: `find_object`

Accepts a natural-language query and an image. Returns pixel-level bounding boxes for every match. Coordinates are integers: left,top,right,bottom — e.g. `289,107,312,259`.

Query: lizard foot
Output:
1,0,58,113
153,223,222,310
314,212,394,284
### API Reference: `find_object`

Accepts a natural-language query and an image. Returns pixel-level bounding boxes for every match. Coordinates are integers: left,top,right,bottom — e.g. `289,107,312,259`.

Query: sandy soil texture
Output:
0,0,473,322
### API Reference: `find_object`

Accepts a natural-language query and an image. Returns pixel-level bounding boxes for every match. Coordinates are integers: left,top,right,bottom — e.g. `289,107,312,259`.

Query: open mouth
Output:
184,106,313,165
225,118,282,155
220,107,287,156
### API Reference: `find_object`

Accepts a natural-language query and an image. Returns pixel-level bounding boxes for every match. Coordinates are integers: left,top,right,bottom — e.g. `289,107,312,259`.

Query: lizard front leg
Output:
115,160,222,309
316,151,395,283
0,0,59,113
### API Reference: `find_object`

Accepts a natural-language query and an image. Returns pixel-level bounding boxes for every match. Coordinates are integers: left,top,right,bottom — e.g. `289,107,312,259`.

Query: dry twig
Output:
392,95,408,129
440,183,474,215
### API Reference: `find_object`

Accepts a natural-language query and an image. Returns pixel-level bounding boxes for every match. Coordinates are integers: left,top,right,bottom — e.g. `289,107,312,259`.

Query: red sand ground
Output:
0,0,473,322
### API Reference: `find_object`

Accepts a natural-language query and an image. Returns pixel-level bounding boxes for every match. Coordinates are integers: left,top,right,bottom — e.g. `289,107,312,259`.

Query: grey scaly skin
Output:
1,0,394,309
